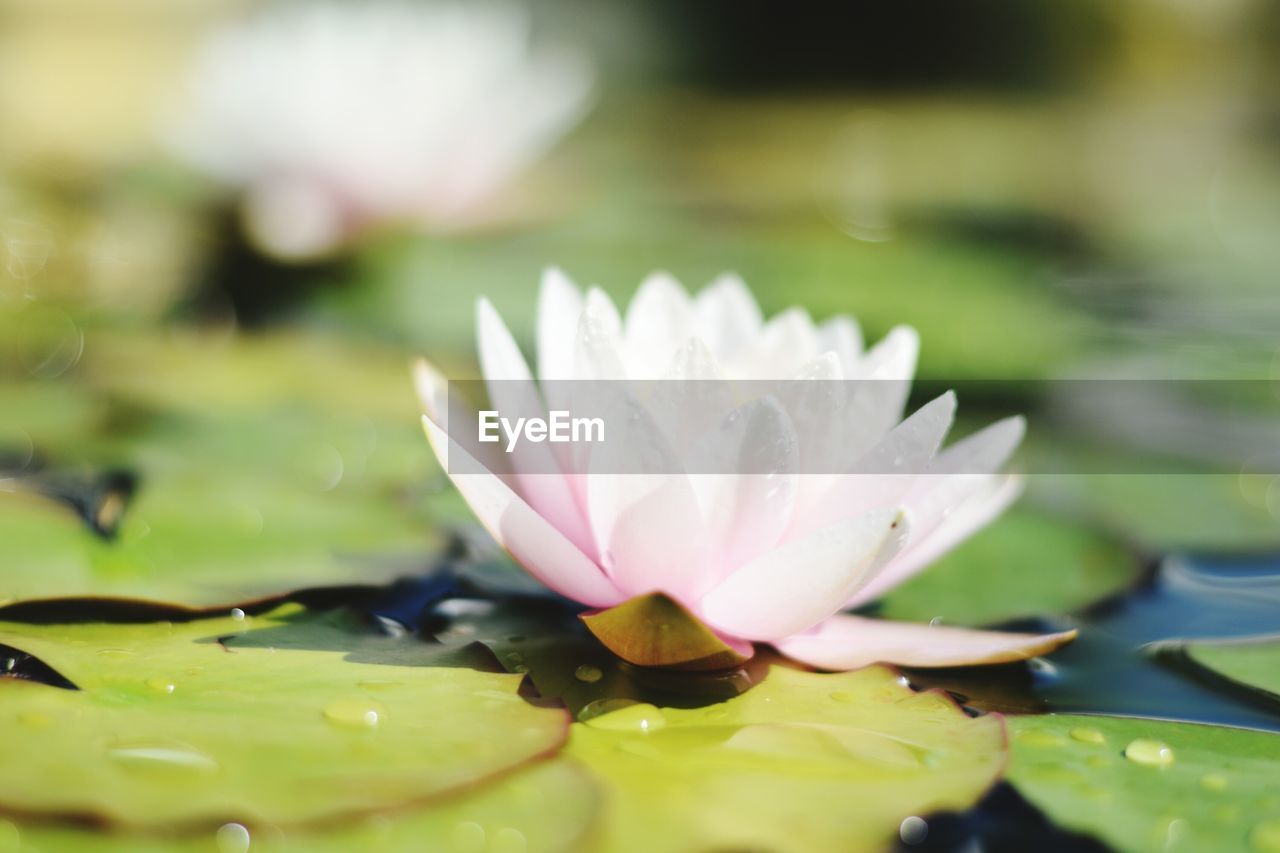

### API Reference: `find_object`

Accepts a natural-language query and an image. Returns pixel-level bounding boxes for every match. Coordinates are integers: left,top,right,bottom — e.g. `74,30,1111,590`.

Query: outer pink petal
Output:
774,613,1077,670
477,298,595,556
698,508,903,641
421,416,623,608
849,474,1022,607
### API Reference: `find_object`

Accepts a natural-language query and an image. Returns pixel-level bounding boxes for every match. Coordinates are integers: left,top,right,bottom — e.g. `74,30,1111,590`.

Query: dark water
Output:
909,552,1280,733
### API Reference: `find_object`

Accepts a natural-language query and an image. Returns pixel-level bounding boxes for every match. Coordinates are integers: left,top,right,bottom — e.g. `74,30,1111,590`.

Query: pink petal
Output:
774,613,1078,670
851,475,1023,607
685,397,800,591
476,299,595,556
421,416,623,608
789,391,956,540
584,395,708,600
699,508,903,641
845,416,1025,607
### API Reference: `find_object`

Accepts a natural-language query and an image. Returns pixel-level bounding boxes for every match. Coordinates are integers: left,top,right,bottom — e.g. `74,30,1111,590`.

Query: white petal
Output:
749,308,820,378
685,397,800,591
774,614,1077,670
584,394,708,599
789,392,955,540
699,508,903,641
477,297,532,381
854,325,919,380
624,271,694,376
849,474,1023,607
536,266,583,384
934,415,1026,476
817,316,863,374
694,272,762,362
421,417,622,607
572,288,627,380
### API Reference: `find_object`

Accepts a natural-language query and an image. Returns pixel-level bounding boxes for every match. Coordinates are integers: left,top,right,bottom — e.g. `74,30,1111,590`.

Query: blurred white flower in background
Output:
172,1,594,261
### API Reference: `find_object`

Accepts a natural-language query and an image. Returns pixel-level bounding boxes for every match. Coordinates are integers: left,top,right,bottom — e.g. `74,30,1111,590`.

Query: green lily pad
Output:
580,593,752,671
0,607,568,829
877,505,1140,626
1185,638,1280,698
0,468,434,609
1008,714,1280,852
566,665,1007,852
2,759,598,853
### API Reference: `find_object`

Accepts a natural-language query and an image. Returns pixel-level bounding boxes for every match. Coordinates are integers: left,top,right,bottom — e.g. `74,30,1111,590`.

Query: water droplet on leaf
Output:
146,678,176,695
492,827,528,853
1017,728,1066,748
1125,738,1175,768
323,698,385,729
107,741,219,775
584,703,667,732
216,822,251,853
1200,773,1228,791
1069,727,1105,745
574,664,603,683
451,821,486,853
899,815,928,845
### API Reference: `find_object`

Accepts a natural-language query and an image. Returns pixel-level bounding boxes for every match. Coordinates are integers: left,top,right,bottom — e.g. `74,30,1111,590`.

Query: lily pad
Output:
1007,713,1280,852
0,459,435,609
1185,638,1280,698
566,665,1007,852
877,505,1140,626
0,607,568,829
580,593,752,671
2,759,598,853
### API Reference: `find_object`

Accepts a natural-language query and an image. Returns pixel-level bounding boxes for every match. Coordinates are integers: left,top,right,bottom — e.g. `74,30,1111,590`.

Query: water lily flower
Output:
414,269,1076,670
172,1,592,261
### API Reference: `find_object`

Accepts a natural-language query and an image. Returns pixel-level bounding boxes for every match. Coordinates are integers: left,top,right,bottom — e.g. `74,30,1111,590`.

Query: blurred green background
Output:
2,0,1279,612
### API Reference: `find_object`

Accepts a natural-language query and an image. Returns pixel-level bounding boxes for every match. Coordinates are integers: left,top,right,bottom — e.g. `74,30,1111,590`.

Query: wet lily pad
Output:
2,759,598,852
566,665,1007,852
877,505,1140,626
1185,638,1280,698
0,607,568,829
1007,714,1280,852
0,470,434,609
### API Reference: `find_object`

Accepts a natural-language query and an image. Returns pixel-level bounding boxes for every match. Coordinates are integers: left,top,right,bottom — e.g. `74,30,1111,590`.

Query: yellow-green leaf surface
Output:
2,760,598,853
0,608,568,829
566,665,1007,853
1008,714,1280,853
1186,638,1280,698
1,327,443,609
0,476,433,609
